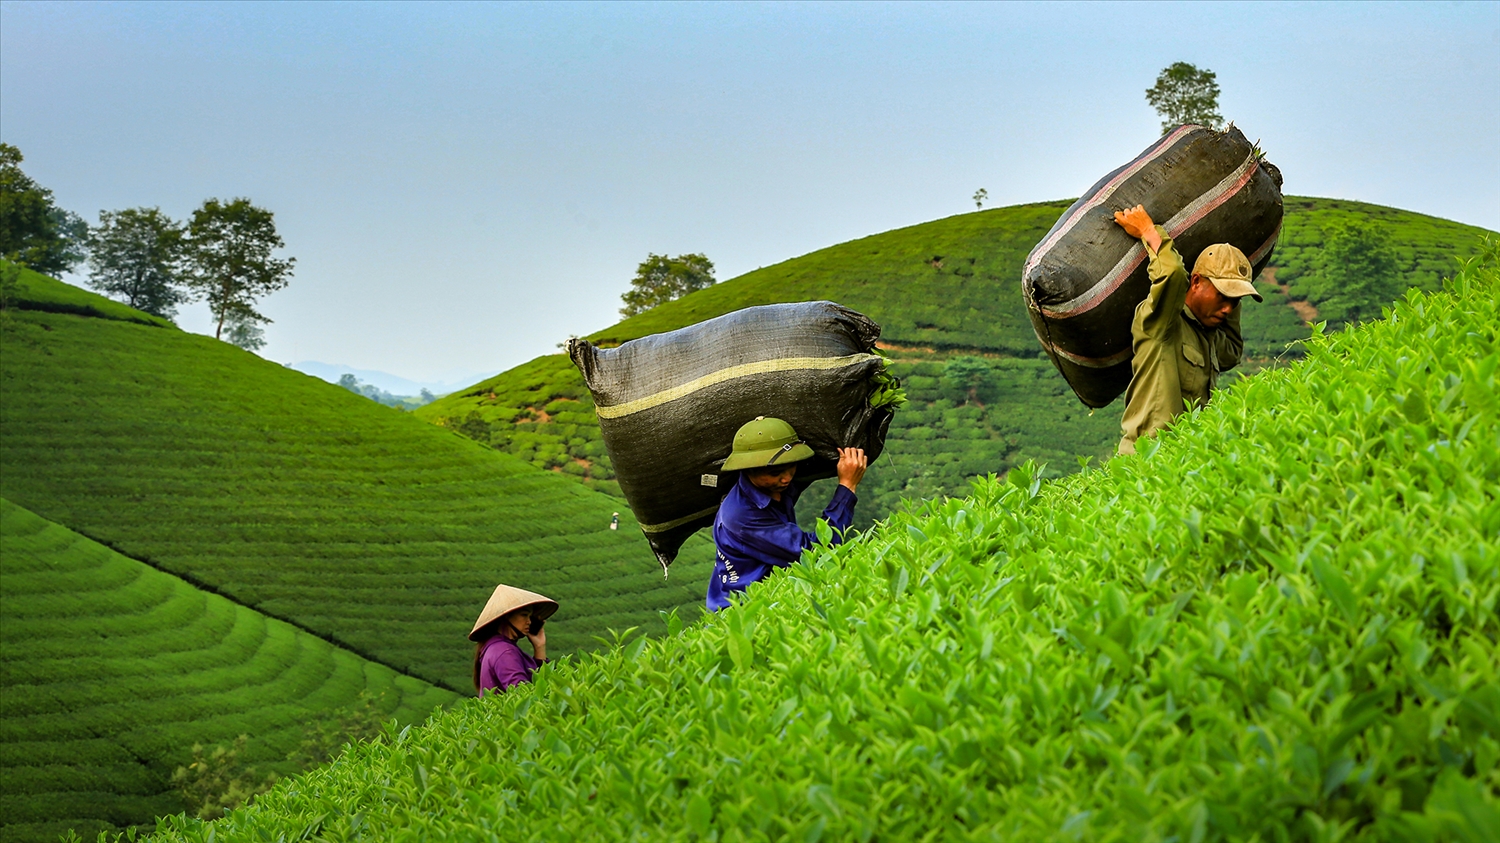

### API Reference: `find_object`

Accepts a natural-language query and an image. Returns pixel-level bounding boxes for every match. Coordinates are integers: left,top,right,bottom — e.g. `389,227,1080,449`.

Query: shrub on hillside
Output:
171,736,273,821
173,693,397,822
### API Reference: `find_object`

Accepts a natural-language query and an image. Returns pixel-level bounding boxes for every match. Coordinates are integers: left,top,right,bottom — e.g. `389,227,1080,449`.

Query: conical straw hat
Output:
469,583,558,641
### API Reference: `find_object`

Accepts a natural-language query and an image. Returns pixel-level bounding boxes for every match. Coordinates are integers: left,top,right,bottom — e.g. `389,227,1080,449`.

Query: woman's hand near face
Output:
525,621,547,662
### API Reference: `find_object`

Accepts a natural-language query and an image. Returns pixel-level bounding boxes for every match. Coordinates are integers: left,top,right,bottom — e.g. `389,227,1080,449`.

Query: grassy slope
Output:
138,245,1499,843
2,260,175,329
417,198,1494,522
0,499,456,843
0,266,716,696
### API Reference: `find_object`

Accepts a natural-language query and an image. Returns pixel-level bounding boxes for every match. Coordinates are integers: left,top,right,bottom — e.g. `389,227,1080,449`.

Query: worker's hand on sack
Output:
836,447,868,493
1114,205,1163,254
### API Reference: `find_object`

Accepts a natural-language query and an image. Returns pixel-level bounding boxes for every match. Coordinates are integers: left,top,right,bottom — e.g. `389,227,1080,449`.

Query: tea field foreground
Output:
0,499,456,843
417,197,1494,523
0,265,718,697
138,247,1499,841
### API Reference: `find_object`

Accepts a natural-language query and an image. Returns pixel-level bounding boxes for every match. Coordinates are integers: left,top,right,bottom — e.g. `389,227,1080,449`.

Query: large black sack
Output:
568,302,896,572
1023,124,1284,408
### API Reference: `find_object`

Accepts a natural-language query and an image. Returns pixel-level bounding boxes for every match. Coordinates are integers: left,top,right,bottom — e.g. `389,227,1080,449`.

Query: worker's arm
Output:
730,506,821,566
1114,206,1188,339
728,453,864,563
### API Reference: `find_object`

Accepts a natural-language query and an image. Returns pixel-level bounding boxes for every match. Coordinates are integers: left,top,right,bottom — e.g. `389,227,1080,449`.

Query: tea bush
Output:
134,247,1497,841
0,500,454,842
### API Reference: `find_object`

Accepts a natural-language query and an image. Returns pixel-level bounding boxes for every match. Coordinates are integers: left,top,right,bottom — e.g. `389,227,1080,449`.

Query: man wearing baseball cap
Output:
707,416,867,612
1113,204,1262,455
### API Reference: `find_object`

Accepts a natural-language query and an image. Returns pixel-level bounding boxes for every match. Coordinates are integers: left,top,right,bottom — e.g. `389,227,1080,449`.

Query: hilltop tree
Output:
184,198,295,340
973,188,988,210
223,311,267,352
1145,62,1223,134
0,143,88,276
619,253,715,318
1315,220,1401,324
86,207,190,319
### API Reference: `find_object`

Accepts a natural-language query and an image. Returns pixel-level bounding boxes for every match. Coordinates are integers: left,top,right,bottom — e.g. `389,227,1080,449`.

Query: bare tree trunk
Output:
215,278,229,338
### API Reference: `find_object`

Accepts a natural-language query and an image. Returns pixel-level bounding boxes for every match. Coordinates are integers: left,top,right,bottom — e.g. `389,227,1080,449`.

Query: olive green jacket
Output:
1118,229,1243,455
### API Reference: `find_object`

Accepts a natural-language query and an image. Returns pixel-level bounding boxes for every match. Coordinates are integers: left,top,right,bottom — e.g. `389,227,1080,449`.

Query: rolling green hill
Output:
133,239,1499,843
0,264,718,698
0,498,455,843
417,197,1494,524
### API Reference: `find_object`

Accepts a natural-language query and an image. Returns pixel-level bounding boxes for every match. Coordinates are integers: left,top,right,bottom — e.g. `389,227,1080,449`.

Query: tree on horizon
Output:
86,207,190,319
1145,62,1223,134
619,253,716,318
0,143,88,276
224,310,267,352
183,198,295,340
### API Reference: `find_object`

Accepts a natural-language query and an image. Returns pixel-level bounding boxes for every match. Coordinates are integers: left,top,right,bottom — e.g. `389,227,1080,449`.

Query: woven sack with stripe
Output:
1023,124,1283,408
568,301,895,572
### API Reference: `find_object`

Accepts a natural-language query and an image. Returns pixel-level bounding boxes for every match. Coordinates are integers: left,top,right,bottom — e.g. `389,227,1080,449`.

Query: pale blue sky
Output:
3,1,1496,384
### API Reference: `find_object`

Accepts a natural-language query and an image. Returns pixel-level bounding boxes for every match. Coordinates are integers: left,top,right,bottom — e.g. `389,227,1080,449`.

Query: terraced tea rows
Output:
133,246,1499,840
0,268,718,696
418,197,1493,524
0,499,456,843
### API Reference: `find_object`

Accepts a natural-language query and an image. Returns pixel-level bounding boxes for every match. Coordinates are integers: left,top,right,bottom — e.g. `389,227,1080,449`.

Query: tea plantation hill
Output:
136,243,1500,842
0,499,456,843
416,197,1494,526
0,264,718,697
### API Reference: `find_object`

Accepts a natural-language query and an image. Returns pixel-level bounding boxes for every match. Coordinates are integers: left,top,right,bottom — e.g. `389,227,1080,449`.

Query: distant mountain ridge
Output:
291,361,490,397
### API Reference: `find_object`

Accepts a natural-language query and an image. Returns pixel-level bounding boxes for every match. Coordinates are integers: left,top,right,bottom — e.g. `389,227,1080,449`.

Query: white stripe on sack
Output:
1038,152,1261,320
593,353,881,420
639,504,720,534
1249,219,1282,265
1030,326,1135,369
1023,125,1200,278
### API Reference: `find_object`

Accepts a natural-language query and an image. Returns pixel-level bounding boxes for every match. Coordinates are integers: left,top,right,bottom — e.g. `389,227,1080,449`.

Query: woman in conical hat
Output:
470,583,558,696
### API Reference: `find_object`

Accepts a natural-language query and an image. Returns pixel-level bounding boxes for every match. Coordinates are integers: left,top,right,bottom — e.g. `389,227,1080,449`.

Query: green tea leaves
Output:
684,791,712,837
1310,555,1360,624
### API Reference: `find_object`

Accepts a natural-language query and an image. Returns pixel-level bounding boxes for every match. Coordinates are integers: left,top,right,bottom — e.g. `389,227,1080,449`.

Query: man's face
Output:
1186,275,1239,328
746,464,797,496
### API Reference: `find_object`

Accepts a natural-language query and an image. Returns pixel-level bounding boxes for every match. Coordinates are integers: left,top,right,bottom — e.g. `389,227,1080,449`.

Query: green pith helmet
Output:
721,416,816,472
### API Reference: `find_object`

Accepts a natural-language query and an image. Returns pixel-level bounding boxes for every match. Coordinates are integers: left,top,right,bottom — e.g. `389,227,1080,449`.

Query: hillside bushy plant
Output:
132,247,1498,842
172,736,272,821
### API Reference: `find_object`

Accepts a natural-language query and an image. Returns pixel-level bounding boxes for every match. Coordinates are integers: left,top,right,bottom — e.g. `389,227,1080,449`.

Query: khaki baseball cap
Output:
1192,244,1262,302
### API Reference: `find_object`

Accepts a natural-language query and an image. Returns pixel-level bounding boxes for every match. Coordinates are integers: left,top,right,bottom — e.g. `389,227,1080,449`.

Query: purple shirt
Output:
477,636,539,696
707,473,856,612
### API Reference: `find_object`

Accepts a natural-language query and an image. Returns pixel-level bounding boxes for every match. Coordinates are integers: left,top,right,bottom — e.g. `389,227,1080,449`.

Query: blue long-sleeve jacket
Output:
706,472,856,612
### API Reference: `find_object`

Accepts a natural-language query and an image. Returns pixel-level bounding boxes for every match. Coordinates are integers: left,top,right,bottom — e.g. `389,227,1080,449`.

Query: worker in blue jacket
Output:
707,416,867,612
